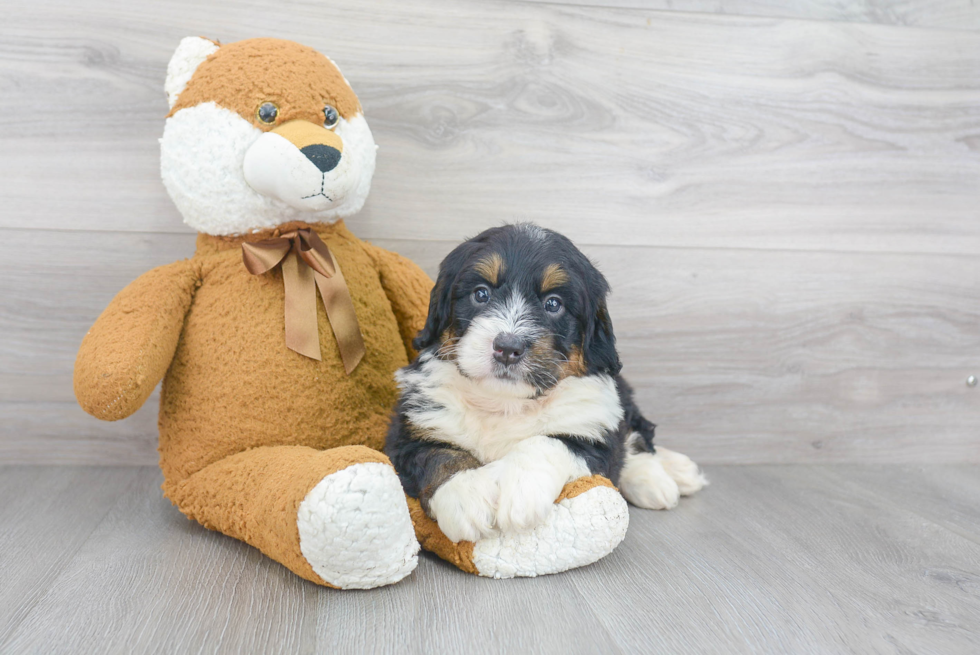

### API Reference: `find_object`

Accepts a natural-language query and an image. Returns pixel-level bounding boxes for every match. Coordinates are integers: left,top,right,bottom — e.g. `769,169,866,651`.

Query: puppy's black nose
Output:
300,144,341,173
493,333,526,366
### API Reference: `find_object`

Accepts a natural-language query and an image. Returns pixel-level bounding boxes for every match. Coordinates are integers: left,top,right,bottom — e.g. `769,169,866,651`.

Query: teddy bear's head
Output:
161,37,377,236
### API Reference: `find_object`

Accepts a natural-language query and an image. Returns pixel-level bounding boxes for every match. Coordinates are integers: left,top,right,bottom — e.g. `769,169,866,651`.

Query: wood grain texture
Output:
516,0,980,32
1,0,978,464
1,0,978,254
829,464,980,545
0,467,142,645
3,231,977,464
569,465,980,653
1,468,321,654
0,400,160,465
4,465,980,653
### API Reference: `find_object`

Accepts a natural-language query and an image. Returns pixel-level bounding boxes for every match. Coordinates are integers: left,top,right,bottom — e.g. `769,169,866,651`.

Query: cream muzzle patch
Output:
244,119,353,212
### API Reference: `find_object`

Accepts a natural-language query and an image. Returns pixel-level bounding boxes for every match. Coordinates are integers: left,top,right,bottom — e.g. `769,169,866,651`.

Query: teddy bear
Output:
73,36,629,589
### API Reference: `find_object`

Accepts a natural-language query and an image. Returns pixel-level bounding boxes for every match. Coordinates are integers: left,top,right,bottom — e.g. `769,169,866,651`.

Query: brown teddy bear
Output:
75,36,432,589
75,37,628,589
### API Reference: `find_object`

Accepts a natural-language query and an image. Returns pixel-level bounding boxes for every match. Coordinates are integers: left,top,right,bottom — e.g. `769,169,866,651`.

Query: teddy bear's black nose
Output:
300,144,341,173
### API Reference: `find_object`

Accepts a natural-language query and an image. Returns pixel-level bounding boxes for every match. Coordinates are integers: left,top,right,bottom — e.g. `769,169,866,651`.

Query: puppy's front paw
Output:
495,467,563,534
428,468,499,543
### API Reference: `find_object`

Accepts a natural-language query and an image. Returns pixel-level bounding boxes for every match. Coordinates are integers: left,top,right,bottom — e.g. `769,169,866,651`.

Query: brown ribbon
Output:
242,228,365,373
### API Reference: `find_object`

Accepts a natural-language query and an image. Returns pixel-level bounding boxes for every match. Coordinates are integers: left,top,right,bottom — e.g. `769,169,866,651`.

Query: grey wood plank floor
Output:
2,466,978,654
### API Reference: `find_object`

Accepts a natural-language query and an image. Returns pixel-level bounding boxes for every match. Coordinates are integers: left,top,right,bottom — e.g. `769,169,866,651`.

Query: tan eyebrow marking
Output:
541,263,569,292
474,252,504,285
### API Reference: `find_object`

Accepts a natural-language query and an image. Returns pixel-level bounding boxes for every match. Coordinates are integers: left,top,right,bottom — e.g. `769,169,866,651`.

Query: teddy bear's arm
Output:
363,242,434,361
74,259,200,421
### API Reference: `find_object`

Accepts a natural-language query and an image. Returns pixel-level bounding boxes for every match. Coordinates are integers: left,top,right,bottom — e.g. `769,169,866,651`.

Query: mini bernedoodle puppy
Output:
386,224,707,543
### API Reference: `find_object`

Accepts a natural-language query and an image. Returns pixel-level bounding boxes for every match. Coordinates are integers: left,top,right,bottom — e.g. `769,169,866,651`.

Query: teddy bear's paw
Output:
470,481,629,579
297,462,419,589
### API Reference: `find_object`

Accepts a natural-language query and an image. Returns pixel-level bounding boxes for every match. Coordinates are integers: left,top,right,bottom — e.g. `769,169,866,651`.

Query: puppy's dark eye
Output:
256,102,279,124
544,296,563,313
473,287,491,304
323,105,339,129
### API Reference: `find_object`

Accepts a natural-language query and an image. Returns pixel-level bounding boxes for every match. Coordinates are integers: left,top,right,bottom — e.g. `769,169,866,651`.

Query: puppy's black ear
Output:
581,263,623,377
413,240,481,352
413,278,454,352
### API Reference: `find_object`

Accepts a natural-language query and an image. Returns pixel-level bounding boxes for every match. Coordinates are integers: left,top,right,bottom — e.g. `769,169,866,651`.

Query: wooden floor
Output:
2,465,978,654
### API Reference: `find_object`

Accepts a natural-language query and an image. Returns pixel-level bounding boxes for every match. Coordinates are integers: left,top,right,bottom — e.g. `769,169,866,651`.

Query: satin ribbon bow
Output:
241,228,365,373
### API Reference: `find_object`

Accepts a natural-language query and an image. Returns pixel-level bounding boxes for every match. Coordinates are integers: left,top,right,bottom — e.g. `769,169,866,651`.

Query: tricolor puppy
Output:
386,224,707,543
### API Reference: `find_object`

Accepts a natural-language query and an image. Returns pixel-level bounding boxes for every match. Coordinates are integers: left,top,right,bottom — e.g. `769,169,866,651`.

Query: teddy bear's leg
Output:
166,445,419,589
408,475,629,579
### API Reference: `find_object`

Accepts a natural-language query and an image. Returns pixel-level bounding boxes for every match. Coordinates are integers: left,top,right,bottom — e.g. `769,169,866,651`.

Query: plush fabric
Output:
76,219,431,484
74,260,199,421
75,219,433,587
156,220,427,485
169,38,362,126
171,445,392,587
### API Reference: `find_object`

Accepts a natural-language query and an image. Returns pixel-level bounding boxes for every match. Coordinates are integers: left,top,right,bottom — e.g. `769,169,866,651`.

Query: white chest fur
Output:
396,354,624,463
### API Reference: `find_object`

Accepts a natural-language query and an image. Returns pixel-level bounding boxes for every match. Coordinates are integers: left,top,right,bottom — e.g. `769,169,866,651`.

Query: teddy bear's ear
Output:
165,37,220,109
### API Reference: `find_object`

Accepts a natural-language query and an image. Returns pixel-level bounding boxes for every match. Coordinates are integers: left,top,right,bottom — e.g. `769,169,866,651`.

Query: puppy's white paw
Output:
619,452,680,510
429,467,499,543
495,465,562,534
656,447,708,496
492,436,586,534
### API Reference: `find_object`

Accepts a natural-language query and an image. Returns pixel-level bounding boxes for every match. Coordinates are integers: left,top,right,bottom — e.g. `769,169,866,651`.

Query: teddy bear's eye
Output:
323,105,339,129
256,102,279,124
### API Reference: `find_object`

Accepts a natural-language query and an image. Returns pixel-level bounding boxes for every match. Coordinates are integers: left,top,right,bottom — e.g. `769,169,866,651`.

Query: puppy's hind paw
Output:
618,452,681,510
656,447,708,496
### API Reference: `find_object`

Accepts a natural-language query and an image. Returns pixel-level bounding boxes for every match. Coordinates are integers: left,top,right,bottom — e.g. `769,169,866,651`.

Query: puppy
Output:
385,224,707,543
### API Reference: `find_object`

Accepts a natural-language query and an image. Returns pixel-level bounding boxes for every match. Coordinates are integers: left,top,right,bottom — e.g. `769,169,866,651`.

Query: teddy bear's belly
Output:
157,269,409,485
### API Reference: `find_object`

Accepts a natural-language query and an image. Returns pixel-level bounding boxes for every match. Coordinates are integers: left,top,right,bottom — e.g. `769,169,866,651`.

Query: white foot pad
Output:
471,485,629,579
297,462,419,589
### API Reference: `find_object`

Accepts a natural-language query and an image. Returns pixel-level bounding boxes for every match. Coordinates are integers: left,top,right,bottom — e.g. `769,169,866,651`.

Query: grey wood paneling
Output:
0,401,160,466
1,0,978,464
1,0,979,254
516,0,980,31
4,465,980,653
2,230,977,464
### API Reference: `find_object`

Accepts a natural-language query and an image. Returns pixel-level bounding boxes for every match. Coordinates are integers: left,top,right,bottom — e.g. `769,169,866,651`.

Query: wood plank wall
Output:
1,0,978,464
